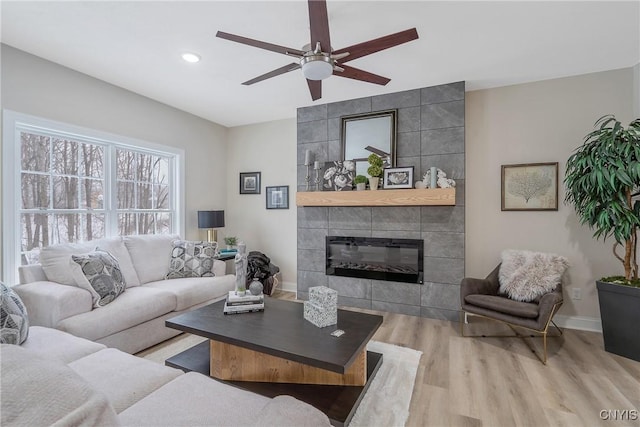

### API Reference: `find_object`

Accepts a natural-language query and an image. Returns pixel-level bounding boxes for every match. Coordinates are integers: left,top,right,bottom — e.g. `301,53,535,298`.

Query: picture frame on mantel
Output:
501,162,558,211
383,166,414,189
240,172,261,194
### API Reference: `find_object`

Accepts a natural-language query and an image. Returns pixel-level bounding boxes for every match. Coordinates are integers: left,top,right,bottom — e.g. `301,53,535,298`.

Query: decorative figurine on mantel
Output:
234,242,248,296
415,167,456,189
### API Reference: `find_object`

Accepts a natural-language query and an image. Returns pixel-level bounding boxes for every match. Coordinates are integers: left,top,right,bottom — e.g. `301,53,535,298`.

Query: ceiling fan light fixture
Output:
181,52,201,63
300,55,333,80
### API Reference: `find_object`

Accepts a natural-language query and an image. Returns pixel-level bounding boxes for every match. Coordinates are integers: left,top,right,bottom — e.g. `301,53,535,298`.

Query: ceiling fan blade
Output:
242,63,301,85
216,31,305,58
308,0,331,52
307,79,322,101
333,28,419,63
333,64,390,85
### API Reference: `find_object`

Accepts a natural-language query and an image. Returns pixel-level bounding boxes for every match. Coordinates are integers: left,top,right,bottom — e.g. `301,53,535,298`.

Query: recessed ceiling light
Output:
182,53,201,63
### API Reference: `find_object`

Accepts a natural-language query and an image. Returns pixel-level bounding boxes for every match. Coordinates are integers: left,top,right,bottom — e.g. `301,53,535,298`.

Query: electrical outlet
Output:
571,288,582,300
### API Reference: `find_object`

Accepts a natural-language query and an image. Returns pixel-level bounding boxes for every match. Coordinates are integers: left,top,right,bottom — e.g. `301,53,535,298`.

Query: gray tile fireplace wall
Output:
296,82,465,322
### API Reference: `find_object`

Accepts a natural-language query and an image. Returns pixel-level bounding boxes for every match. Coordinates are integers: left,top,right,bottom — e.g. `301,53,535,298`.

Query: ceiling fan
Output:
216,0,419,101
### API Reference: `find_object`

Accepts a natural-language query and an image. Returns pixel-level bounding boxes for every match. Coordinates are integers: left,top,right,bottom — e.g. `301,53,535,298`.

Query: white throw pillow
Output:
40,237,140,287
40,241,93,286
124,234,180,284
499,249,569,302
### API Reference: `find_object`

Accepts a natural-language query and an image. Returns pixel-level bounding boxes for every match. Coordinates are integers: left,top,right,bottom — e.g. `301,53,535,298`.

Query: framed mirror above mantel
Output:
341,110,397,177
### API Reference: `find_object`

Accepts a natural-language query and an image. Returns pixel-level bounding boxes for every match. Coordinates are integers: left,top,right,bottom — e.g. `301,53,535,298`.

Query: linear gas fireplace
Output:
326,236,424,284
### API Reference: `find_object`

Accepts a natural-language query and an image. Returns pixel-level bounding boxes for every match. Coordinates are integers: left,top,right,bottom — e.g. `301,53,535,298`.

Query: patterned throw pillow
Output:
0,281,29,344
166,240,218,280
71,248,126,308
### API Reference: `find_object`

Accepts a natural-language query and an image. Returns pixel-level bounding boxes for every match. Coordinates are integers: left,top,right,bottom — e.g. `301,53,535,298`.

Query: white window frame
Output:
2,110,185,284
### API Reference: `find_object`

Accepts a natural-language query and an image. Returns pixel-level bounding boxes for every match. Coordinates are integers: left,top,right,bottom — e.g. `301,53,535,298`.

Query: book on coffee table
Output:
227,291,263,303
223,301,264,315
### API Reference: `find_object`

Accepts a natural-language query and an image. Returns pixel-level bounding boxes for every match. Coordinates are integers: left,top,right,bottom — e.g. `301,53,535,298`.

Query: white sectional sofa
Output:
13,234,235,354
1,326,331,426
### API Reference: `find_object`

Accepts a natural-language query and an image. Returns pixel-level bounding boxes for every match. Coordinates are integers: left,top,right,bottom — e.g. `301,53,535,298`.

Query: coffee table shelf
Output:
165,298,384,426
166,341,382,427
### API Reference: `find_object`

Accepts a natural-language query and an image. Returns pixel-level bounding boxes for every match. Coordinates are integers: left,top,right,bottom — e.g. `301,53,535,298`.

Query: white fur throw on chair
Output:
499,249,569,302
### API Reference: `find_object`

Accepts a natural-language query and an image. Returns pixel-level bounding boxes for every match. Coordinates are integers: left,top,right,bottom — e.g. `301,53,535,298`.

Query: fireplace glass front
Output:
326,236,423,284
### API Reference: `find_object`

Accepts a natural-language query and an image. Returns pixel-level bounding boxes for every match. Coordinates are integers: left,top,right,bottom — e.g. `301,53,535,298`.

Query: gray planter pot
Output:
596,280,640,362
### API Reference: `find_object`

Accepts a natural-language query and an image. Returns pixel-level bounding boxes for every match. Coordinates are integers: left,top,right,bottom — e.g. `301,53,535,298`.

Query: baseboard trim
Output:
554,315,602,333
280,281,297,293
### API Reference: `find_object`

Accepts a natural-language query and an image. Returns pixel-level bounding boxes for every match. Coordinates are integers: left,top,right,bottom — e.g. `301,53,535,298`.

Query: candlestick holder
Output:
305,164,311,191
314,165,322,191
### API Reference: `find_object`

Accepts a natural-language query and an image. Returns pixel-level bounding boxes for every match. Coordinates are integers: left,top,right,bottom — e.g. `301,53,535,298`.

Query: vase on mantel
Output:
368,177,379,191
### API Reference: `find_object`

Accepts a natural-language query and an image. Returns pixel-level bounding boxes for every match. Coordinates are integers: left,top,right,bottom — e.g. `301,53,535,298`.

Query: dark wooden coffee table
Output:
165,297,383,426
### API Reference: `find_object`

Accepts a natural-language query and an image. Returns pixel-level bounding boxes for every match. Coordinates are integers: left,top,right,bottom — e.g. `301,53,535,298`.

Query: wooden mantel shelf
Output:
296,188,455,207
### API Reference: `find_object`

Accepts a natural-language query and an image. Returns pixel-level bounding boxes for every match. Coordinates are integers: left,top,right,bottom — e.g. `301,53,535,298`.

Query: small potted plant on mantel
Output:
367,154,383,191
354,175,368,191
564,115,640,361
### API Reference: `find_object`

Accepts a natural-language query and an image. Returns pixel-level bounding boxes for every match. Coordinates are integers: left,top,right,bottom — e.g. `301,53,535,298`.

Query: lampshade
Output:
300,56,333,81
198,210,225,229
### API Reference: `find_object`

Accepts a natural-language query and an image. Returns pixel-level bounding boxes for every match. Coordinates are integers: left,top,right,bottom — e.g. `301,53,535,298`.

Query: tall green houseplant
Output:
564,115,640,283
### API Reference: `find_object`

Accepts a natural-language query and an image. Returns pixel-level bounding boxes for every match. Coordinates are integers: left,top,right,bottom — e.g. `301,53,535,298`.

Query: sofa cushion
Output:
464,294,539,318
118,372,270,426
57,286,176,341
499,249,568,302
69,348,182,413
144,274,235,311
124,234,179,284
40,237,140,287
166,240,218,279
0,344,121,427
72,249,127,308
253,395,331,426
22,326,106,363
0,282,29,345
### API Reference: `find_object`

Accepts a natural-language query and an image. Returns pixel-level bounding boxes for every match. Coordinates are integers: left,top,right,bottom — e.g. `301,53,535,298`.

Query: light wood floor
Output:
271,290,640,427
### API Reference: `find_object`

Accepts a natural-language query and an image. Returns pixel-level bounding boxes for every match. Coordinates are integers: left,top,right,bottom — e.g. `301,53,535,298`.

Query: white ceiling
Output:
1,1,639,127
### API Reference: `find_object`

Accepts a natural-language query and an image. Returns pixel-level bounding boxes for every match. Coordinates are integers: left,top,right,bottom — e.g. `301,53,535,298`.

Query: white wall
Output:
466,67,634,328
0,45,228,280
225,119,298,291
633,62,640,118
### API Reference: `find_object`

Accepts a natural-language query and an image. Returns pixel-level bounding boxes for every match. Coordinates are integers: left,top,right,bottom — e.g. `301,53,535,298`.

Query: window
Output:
3,111,184,284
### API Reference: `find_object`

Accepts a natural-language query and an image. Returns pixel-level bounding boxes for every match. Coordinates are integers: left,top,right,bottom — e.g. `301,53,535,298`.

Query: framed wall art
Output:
239,172,261,194
323,160,355,191
501,162,558,211
266,186,289,209
383,166,414,189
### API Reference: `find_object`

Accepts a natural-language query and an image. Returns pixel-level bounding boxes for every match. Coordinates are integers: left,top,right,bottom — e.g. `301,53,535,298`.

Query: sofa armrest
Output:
19,264,48,284
13,282,92,328
213,259,226,277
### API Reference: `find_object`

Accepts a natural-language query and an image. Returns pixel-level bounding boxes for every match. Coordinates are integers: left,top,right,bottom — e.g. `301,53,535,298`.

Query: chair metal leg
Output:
459,303,563,365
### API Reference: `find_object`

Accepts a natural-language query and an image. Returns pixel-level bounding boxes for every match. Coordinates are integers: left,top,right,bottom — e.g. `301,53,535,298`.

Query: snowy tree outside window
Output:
3,112,182,279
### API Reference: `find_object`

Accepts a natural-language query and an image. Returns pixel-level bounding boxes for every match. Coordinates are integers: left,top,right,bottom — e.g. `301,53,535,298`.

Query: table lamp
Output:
197,210,225,243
